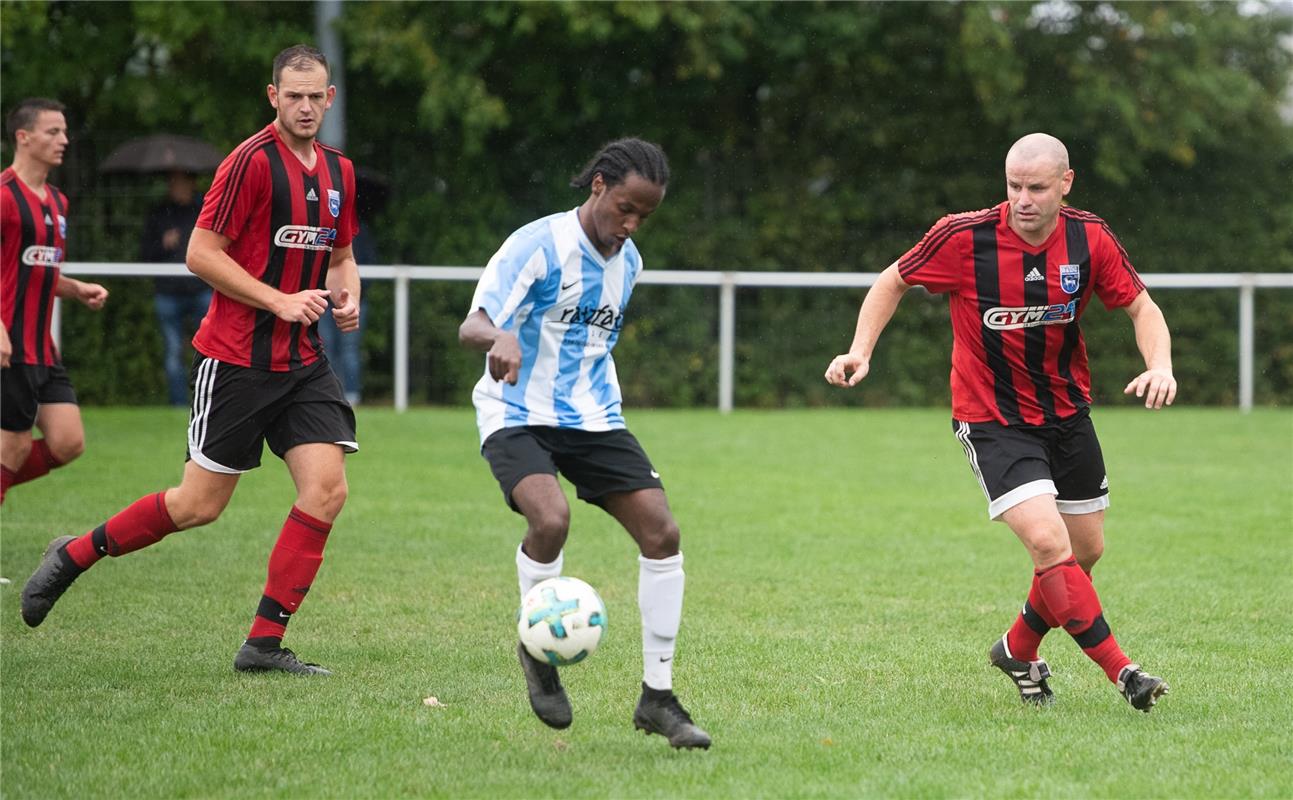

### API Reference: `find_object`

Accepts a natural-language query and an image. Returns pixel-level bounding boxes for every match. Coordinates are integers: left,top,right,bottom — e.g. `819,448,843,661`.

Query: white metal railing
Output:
55,263,1293,413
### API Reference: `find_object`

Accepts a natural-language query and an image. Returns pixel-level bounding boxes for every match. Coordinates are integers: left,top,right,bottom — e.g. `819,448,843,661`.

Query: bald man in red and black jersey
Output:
826,133,1175,713
21,47,361,676
1,98,108,512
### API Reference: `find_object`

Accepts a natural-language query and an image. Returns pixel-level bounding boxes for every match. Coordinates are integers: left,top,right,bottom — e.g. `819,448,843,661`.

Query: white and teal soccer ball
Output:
518,576,607,666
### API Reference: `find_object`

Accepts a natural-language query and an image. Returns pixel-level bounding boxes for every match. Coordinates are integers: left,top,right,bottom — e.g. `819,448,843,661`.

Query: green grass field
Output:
2,407,1290,798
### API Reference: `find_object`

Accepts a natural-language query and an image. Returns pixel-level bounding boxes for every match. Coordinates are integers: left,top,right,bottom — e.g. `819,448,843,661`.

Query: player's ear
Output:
325,85,337,109
590,172,605,197
1061,168,1074,197
266,84,279,109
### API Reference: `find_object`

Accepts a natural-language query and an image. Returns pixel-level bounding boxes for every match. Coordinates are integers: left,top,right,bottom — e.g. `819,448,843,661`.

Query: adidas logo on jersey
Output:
1025,267,1044,282
306,188,318,201
44,213,53,225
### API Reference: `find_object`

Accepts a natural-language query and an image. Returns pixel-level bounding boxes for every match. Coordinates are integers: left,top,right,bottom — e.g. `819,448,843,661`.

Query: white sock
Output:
639,552,685,691
516,543,562,603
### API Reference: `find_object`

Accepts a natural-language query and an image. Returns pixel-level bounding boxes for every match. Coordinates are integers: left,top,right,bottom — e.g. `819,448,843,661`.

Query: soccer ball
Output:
518,576,607,666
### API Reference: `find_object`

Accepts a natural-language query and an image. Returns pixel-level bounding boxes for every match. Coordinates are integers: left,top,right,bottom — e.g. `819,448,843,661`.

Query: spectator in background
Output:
315,169,385,405
315,224,370,405
141,170,210,406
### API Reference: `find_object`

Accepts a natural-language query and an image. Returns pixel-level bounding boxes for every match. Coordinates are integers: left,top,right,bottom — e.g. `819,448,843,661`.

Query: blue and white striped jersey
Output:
469,208,644,443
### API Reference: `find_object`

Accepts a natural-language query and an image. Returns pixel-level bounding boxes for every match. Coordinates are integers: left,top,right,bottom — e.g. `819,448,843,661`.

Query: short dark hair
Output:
273,45,329,87
6,98,65,140
570,138,670,190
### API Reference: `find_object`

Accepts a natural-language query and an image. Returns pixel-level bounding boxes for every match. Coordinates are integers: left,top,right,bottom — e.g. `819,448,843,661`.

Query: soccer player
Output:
20,46,361,676
459,138,711,749
2,98,109,508
825,133,1174,712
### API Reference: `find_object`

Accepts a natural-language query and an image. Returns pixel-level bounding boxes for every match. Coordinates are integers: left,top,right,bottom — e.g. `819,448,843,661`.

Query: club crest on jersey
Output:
58,214,67,239
328,189,341,217
983,300,1077,331
273,224,337,251
1060,264,1081,294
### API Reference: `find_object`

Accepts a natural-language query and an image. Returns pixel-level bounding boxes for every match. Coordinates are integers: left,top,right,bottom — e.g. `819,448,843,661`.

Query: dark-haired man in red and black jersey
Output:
21,46,361,676
2,98,108,513
826,133,1175,712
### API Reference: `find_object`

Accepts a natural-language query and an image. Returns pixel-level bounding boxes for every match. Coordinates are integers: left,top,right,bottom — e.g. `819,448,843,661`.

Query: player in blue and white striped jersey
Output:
467,203,639,438
460,138,710,749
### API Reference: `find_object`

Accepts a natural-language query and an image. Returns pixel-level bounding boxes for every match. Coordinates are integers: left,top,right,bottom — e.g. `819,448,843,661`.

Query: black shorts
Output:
481,426,664,513
952,408,1108,520
1,362,78,432
186,355,357,474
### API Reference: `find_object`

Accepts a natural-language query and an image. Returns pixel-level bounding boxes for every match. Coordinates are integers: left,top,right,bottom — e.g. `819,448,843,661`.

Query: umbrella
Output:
99,134,224,174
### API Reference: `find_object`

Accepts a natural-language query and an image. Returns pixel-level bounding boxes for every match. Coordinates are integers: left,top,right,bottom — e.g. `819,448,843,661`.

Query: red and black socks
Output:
1,440,62,504
1035,557,1132,682
1005,571,1059,662
13,439,59,484
63,492,179,569
0,465,15,504
246,506,331,646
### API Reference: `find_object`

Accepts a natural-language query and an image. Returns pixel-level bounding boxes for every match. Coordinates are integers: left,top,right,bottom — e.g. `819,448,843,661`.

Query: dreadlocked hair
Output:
570,138,669,189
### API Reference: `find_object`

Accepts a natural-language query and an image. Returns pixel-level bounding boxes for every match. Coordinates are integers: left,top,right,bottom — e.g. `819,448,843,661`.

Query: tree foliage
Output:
2,1,1289,406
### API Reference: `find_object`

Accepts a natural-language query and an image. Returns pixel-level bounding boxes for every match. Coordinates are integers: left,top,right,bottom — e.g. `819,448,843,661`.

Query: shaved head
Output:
1003,132,1074,245
1006,133,1069,175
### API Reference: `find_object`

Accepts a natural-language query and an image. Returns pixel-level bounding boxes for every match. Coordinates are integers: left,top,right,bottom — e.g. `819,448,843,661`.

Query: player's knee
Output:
300,480,348,521
1027,530,1071,569
176,498,225,528
639,519,681,559
1076,542,1104,572
47,436,85,465
527,507,570,547
5,438,34,466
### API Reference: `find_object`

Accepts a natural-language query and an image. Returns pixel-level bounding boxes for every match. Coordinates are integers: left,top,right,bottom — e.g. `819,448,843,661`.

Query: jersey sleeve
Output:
470,234,550,327
895,215,966,294
196,150,268,241
1,183,17,240
334,159,359,250
1,185,18,278
54,189,69,255
1090,224,1146,310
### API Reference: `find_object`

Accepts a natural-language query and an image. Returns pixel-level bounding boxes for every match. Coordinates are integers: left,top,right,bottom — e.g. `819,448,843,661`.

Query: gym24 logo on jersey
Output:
273,225,337,251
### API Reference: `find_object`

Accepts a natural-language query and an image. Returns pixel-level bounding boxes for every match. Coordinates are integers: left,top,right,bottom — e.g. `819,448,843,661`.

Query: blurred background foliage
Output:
2,0,1290,407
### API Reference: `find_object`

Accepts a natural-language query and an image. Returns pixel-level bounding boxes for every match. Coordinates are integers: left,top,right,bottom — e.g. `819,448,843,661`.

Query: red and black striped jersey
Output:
2,167,68,366
897,201,1145,426
193,123,358,371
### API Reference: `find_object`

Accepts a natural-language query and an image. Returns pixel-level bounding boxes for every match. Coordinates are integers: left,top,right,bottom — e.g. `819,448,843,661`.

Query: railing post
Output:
719,272,735,414
1238,275,1255,413
394,268,410,413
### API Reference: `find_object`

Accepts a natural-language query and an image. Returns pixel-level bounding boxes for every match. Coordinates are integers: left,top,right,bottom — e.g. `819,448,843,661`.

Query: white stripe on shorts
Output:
187,357,217,454
954,420,991,501
186,358,241,474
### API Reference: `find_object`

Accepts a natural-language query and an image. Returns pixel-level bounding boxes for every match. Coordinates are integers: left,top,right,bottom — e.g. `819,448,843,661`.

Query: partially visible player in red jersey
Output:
826,133,1176,712
1,98,108,512
21,47,361,676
